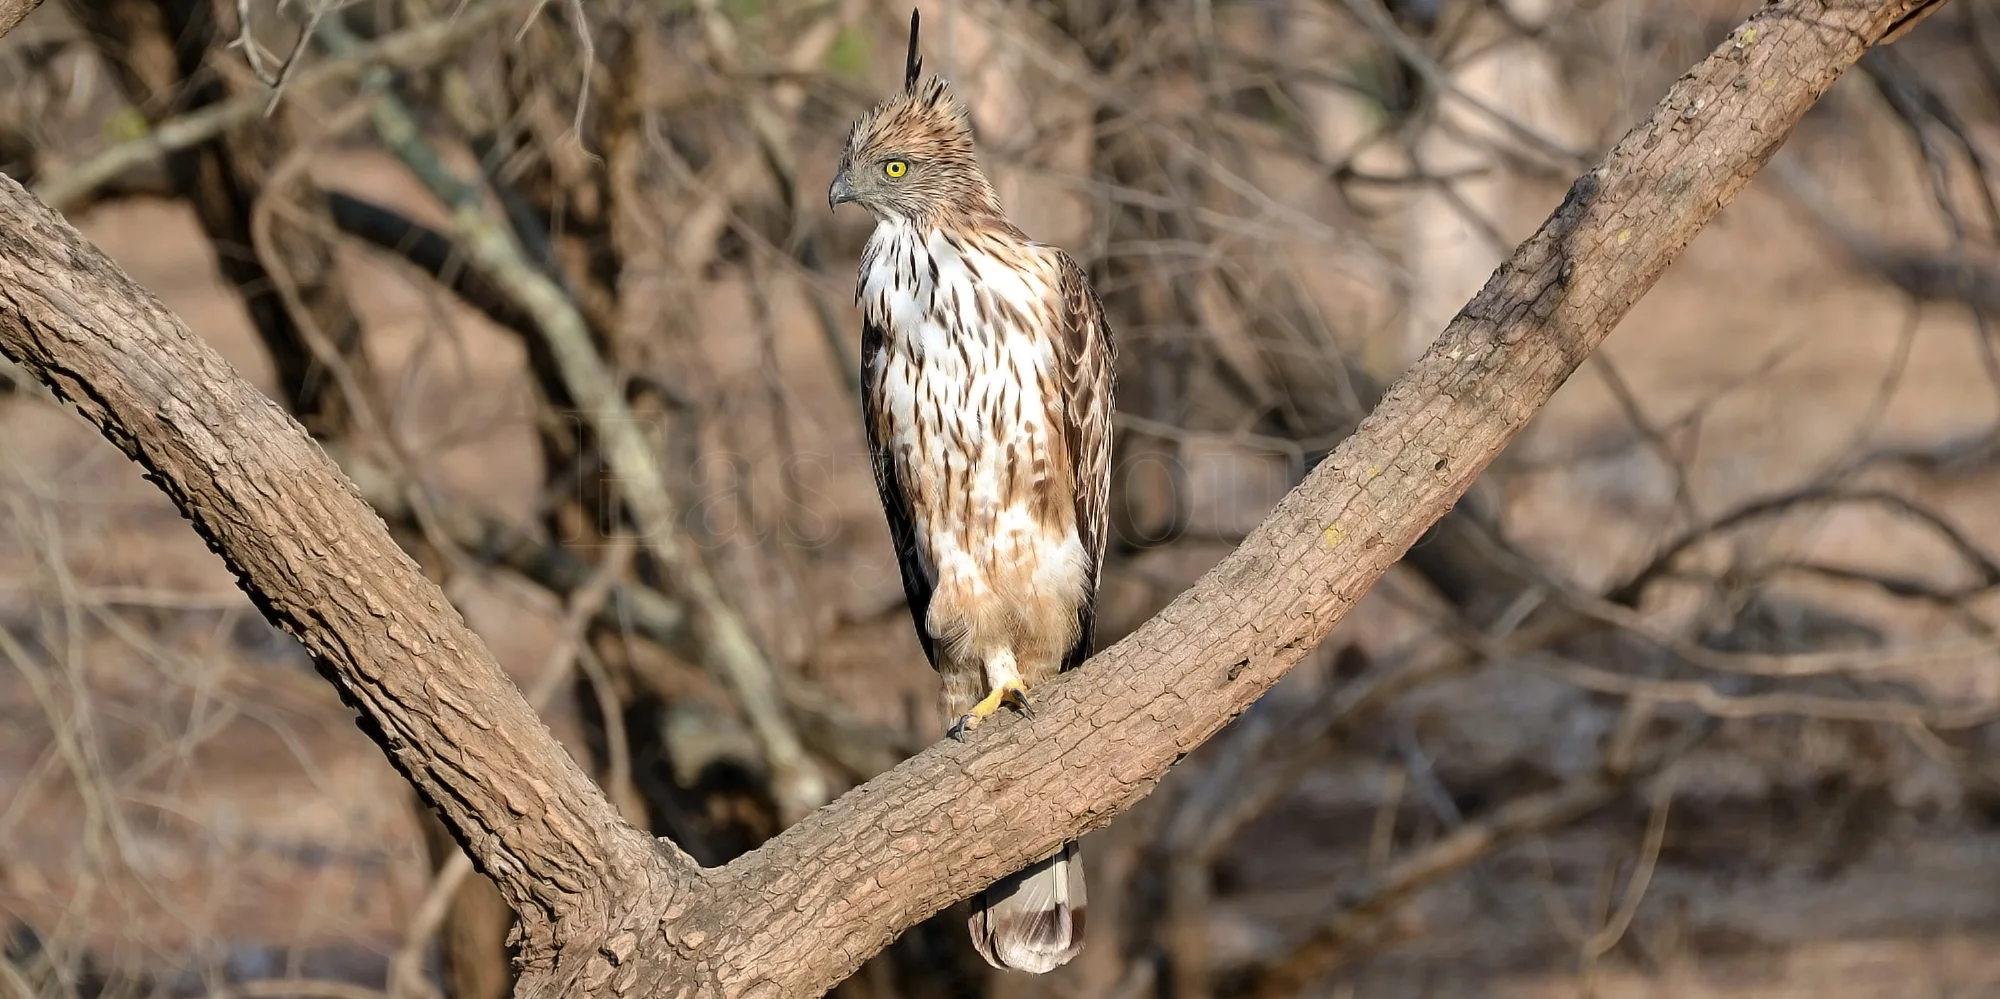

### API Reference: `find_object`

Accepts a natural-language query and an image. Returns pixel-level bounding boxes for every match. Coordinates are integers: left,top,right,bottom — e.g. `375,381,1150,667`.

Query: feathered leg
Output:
946,648,1033,739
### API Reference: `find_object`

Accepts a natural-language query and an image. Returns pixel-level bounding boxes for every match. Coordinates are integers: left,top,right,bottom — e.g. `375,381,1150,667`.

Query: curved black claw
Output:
948,679,1035,742
1007,686,1035,718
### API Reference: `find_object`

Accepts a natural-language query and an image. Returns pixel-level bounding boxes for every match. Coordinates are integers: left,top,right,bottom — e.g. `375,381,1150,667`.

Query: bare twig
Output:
1534,655,2000,729
1251,724,1706,996
1334,0,1589,166
33,1,516,212
337,451,694,654
314,15,828,820
1612,486,2000,605
264,4,329,115
249,95,392,441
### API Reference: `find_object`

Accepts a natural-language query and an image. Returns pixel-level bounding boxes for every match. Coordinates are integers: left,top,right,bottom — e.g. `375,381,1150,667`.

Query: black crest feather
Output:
904,8,922,91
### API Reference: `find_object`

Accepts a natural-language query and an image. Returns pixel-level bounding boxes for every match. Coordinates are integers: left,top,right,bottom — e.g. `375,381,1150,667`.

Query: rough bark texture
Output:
0,0,40,40
0,0,1943,996
0,169,685,984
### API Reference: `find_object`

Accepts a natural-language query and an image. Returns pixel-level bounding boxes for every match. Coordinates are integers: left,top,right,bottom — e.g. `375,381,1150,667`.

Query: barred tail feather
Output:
968,840,1087,974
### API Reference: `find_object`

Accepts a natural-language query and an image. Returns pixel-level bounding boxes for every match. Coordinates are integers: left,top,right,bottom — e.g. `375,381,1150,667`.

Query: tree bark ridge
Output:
0,0,39,40
0,171,683,983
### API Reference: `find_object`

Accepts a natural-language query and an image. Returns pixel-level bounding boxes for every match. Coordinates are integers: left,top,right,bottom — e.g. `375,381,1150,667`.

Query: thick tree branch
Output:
683,1,1946,993
0,171,687,984
0,0,1940,996
0,0,40,42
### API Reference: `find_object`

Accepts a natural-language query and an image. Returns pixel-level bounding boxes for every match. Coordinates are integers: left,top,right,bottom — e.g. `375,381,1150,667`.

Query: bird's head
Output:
829,10,1000,225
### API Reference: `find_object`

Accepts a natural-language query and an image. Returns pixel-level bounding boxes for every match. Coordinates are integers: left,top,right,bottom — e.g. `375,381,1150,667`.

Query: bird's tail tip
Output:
969,841,1087,974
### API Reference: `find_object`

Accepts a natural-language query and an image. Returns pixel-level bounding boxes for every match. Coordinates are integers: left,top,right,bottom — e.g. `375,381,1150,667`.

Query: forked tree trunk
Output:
0,0,1947,995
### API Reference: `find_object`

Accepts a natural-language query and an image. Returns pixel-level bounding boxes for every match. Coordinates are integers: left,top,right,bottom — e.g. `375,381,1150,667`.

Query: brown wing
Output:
860,317,939,669
1054,250,1117,673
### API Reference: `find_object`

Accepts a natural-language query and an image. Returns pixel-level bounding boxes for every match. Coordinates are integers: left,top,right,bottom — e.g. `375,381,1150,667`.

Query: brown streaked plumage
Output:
830,9,1116,976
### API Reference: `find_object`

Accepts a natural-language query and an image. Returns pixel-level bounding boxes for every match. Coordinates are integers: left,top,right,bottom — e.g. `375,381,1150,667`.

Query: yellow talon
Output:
948,679,1033,740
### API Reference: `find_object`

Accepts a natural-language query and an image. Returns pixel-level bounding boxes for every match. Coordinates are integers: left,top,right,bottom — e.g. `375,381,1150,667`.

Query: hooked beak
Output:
828,171,858,211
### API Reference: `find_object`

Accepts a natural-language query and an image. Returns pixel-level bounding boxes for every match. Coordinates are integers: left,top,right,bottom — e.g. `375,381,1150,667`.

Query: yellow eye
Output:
883,160,908,179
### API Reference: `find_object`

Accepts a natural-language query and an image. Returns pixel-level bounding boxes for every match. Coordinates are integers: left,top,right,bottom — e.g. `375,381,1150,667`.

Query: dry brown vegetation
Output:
3,0,2000,996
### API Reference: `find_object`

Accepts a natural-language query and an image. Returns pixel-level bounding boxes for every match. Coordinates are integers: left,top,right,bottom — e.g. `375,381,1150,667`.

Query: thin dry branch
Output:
1334,0,1588,166
32,1,516,213
340,451,693,653
0,0,1943,995
1611,486,2000,604
343,449,912,782
314,16,828,820
322,191,543,343
1249,723,1706,996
